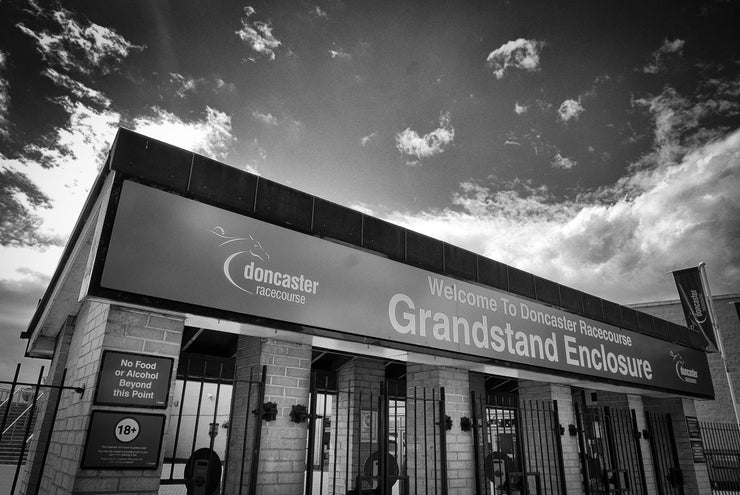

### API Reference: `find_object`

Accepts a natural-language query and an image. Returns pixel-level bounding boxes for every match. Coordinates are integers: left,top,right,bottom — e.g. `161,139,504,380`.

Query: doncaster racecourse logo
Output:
210,226,319,305
669,351,698,384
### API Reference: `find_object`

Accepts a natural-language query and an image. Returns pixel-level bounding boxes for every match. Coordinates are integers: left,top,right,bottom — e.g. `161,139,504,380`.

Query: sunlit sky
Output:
1,0,739,376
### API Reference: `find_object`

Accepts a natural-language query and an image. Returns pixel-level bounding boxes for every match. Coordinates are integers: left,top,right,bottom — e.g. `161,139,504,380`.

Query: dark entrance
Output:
306,353,448,495
644,411,684,495
470,384,567,495
575,404,647,494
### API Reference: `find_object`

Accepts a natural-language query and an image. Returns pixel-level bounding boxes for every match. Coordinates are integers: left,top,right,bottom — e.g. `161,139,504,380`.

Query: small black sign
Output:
94,351,173,408
686,416,702,439
690,439,706,463
81,410,166,469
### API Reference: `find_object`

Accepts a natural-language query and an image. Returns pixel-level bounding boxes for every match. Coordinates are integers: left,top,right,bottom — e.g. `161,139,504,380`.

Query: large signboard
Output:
94,351,173,408
81,410,165,469
93,180,713,397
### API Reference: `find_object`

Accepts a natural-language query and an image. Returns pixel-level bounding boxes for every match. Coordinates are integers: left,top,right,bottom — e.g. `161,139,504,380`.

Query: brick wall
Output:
225,336,311,495
25,302,184,494
406,365,473,495
518,381,581,495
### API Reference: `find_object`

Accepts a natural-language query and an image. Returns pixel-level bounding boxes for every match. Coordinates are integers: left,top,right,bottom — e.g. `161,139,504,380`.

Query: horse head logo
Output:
211,226,270,294
210,226,270,261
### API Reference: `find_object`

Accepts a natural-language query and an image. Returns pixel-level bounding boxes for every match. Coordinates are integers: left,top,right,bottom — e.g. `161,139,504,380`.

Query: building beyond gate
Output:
9,129,731,495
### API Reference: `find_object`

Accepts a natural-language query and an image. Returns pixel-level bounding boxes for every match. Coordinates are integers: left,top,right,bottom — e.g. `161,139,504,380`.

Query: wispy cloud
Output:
329,49,351,61
16,5,144,75
514,102,528,115
2,97,120,249
642,38,685,74
557,98,584,122
486,38,545,79
252,111,278,126
361,132,377,147
133,106,235,161
395,111,455,166
310,6,328,19
42,68,111,107
552,153,577,169
235,6,282,61
0,51,10,137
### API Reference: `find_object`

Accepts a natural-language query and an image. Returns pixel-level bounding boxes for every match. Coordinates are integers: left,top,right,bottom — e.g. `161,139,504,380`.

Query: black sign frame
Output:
81,410,166,470
94,350,174,409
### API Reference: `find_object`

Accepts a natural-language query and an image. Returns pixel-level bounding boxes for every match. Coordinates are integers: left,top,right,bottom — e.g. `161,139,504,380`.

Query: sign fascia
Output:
89,179,713,398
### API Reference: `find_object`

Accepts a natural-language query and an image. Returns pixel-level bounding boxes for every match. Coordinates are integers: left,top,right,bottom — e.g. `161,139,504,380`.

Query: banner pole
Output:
698,262,740,426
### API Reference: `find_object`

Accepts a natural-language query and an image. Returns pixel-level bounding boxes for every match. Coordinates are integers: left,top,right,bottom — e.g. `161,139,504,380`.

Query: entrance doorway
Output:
305,352,448,495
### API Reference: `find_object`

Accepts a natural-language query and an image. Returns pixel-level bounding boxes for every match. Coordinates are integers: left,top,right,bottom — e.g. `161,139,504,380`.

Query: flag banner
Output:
673,267,718,350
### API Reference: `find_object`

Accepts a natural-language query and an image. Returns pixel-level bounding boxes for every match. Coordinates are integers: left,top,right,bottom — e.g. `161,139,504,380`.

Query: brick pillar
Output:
644,397,712,495
406,365,474,495
225,336,311,495
20,316,75,494
518,380,582,495
334,358,385,494
22,301,184,494
596,392,658,495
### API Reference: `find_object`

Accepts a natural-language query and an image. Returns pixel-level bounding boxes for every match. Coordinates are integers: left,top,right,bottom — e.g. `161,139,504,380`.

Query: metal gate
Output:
575,405,647,495
644,411,684,495
0,363,84,495
160,355,266,495
471,392,567,495
306,376,448,495
700,420,740,494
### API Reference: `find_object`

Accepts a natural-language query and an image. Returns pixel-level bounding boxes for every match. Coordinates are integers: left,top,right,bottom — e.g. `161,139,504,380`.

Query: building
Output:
15,128,730,494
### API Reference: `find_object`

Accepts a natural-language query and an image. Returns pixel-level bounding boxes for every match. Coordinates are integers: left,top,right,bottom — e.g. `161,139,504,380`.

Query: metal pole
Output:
699,262,740,427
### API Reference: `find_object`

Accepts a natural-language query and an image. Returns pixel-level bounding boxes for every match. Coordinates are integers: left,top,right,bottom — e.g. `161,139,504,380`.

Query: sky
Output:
1,0,739,378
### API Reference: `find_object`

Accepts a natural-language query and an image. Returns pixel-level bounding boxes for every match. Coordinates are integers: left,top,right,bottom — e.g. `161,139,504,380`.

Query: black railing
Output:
700,421,740,494
0,363,84,495
471,393,567,495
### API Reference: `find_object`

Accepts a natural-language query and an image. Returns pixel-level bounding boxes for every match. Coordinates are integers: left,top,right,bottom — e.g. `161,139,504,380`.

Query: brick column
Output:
225,336,311,495
518,381,582,495
20,316,75,495
597,392,658,494
334,358,385,494
24,301,184,494
644,397,712,495
406,365,474,495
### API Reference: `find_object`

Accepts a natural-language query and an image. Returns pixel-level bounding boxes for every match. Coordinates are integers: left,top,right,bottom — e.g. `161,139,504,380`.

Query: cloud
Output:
133,106,235,161
486,38,545,79
16,5,144,75
514,102,528,115
329,49,352,61
557,98,584,122
642,38,685,74
552,153,577,169
235,6,282,61
379,78,740,304
15,97,120,238
361,132,376,147
395,111,455,166
0,51,9,137
632,84,739,167
310,6,328,19
42,68,111,107
252,111,278,126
